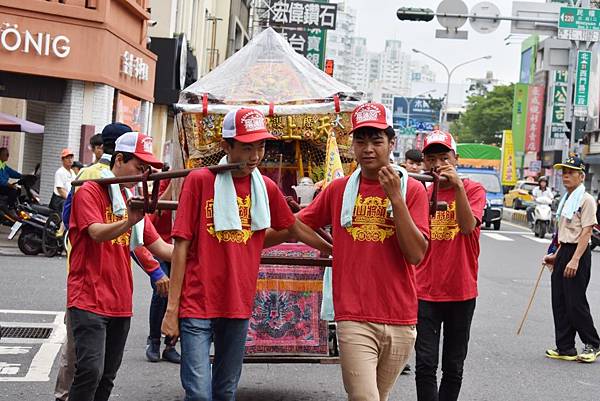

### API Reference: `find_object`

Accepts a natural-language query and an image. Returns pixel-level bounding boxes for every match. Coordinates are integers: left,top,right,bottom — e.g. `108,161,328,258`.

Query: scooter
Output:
532,195,553,238
0,173,39,227
8,202,63,257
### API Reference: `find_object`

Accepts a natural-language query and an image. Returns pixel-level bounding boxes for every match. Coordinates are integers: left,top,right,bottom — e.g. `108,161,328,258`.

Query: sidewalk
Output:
0,225,24,256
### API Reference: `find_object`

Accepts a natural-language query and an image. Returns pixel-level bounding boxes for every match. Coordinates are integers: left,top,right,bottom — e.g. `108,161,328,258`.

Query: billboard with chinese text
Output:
392,97,437,134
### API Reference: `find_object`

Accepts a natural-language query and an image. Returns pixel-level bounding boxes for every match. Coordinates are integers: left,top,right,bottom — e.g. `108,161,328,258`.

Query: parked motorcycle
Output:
532,195,553,238
3,164,64,256
8,203,64,257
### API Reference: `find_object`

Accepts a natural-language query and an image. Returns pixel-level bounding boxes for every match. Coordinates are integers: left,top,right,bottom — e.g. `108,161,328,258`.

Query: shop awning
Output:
0,112,44,134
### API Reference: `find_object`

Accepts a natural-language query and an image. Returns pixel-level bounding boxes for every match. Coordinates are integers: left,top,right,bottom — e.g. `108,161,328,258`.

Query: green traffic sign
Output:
555,70,567,85
575,50,591,108
558,7,600,31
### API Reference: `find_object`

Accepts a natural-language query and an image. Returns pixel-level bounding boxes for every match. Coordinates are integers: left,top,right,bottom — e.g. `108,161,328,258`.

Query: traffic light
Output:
397,7,435,22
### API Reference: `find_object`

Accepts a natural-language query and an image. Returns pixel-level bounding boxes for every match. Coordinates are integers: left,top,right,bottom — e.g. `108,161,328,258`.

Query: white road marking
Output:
0,309,65,382
483,233,514,241
522,235,551,244
486,230,531,235
0,346,31,355
0,362,20,375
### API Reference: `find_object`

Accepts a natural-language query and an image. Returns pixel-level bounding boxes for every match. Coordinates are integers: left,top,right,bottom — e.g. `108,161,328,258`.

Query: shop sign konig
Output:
0,22,70,58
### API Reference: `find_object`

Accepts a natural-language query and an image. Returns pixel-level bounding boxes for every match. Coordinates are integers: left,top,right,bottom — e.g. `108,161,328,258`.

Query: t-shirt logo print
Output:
430,201,460,241
354,105,381,124
241,111,265,132
104,207,130,246
205,196,253,243
346,195,395,242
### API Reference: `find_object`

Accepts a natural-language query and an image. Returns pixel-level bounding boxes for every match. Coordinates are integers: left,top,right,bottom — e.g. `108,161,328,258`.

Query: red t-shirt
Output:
171,168,295,319
67,182,160,317
149,179,172,243
416,179,486,302
299,176,430,325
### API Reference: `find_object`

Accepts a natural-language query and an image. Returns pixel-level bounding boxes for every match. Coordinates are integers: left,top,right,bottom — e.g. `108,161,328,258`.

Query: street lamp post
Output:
412,49,491,129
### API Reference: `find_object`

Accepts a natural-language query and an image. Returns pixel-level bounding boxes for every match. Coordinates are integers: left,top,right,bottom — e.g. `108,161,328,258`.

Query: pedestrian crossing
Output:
481,231,552,244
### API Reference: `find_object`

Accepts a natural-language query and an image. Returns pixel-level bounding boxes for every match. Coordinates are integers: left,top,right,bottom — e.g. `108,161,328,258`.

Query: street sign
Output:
551,70,567,139
511,1,562,37
558,7,600,41
574,50,591,117
470,2,501,34
392,97,437,133
267,0,338,30
436,0,468,29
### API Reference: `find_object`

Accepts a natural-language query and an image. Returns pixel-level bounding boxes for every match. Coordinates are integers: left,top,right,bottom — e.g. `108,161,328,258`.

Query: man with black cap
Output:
544,155,600,363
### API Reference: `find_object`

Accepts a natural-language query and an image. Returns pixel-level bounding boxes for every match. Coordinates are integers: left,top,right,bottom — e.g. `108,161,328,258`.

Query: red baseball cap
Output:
350,102,393,133
222,108,275,143
114,132,163,169
422,130,457,153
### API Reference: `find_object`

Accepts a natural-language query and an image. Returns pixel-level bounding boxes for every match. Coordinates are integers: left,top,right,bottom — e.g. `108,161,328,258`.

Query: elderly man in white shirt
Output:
50,148,75,212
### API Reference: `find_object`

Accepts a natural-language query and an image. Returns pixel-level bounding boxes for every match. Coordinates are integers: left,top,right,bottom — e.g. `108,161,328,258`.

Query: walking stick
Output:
516,263,547,335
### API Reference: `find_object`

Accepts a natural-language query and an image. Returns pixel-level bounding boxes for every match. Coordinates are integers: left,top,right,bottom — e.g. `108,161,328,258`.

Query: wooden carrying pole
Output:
70,163,244,187
126,171,448,212
516,263,547,336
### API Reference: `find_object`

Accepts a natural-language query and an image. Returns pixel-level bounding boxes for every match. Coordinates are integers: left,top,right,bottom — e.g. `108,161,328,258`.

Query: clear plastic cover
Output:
178,27,363,106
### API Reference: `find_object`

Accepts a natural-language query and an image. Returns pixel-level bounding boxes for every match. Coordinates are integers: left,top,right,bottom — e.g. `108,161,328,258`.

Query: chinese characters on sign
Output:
120,51,149,81
551,70,568,139
558,7,600,41
268,0,338,30
574,50,591,117
525,85,545,153
280,27,326,69
280,29,309,54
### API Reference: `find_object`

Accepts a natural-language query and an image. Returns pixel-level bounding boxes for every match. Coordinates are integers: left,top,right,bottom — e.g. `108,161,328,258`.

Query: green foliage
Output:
426,95,444,116
451,84,514,144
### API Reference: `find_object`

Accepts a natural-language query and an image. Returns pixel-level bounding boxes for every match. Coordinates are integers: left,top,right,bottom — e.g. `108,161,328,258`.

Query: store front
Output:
0,0,156,201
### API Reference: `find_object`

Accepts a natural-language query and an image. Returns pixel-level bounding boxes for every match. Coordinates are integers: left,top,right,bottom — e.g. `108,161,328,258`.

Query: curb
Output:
503,208,528,228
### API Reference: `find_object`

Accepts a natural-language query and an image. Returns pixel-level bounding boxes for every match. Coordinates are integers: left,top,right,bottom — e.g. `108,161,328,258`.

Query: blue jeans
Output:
149,260,170,342
180,318,249,401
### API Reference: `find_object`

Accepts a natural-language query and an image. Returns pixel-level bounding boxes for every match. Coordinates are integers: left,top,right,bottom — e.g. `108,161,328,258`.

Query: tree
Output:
450,84,514,144
426,95,444,125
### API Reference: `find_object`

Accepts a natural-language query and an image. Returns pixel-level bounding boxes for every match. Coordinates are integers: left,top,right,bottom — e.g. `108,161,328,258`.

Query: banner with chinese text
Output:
501,130,517,186
524,84,545,153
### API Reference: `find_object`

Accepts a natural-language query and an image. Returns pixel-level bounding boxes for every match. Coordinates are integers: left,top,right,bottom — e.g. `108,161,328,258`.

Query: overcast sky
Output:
344,0,548,85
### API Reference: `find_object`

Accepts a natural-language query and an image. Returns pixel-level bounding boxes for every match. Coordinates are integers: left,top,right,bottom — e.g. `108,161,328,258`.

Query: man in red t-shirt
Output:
298,103,430,401
415,131,486,401
161,108,331,401
67,132,174,401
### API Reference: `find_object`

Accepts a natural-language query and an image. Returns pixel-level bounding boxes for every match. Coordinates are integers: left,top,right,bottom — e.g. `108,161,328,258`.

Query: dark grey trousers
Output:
68,308,130,401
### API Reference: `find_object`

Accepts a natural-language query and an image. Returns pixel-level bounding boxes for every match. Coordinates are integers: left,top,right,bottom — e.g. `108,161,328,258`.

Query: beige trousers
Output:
337,321,417,401
54,310,75,401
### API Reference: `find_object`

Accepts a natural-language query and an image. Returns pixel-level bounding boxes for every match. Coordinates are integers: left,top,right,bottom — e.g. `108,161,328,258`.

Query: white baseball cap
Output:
114,132,163,169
